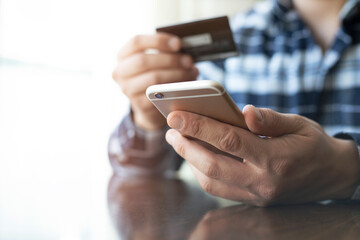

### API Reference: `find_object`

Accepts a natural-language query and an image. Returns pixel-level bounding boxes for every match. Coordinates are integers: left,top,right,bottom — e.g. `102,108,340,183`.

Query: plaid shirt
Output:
109,0,360,193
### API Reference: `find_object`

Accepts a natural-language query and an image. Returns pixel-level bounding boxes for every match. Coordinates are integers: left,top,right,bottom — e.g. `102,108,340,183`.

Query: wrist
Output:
132,110,167,131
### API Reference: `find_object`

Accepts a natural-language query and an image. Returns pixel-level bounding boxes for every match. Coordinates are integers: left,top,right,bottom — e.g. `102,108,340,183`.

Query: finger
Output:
165,129,254,186
118,33,181,60
167,111,268,162
193,139,244,163
242,105,305,137
188,163,257,203
115,53,193,79
118,67,198,97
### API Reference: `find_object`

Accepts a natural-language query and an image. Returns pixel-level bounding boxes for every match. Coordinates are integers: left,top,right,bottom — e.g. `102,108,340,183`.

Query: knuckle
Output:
200,179,213,194
176,141,186,158
258,184,280,203
268,109,281,127
135,54,148,69
218,130,241,152
202,160,220,179
307,118,324,135
131,34,143,49
202,211,216,222
147,71,161,85
189,119,202,137
139,54,148,68
112,63,125,80
293,114,305,126
273,160,293,178
290,114,307,132
154,33,167,47
312,120,322,130
120,84,129,96
257,148,270,167
117,48,127,60
112,69,118,81
165,55,180,67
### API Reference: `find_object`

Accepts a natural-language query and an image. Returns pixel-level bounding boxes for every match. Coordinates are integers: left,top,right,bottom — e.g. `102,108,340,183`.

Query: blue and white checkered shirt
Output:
109,0,360,198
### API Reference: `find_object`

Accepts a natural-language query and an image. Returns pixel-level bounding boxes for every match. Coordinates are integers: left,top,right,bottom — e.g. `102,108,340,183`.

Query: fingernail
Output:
181,55,193,68
254,107,262,121
168,115,184,130
166,129,177,145
168,38,180,51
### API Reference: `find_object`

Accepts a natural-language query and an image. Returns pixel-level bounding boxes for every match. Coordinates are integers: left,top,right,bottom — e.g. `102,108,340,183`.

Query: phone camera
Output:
154,93,164,99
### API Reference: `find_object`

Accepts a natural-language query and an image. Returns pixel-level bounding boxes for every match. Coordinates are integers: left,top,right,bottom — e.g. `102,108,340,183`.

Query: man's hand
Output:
165,105,360,206
112,33,198,130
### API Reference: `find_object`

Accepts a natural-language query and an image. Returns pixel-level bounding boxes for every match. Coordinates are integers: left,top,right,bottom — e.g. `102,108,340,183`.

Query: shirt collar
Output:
272,0,360,21
340,0,360,21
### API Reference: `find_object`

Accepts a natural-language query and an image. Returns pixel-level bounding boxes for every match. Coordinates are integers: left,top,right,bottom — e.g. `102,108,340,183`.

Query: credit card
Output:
156,16,238,62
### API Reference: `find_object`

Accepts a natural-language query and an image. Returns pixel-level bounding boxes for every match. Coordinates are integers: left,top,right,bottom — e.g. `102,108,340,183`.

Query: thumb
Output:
242,105,303,137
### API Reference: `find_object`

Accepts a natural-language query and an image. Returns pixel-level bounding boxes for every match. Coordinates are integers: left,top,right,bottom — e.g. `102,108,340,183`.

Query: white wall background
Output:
0,1,155,239
154,0,260,26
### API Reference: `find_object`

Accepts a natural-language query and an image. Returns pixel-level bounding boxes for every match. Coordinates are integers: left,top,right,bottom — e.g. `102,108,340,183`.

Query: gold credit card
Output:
156,16,238,62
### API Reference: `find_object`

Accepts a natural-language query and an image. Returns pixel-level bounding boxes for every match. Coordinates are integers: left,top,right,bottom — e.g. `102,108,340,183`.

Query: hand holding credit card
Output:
156,16,238,62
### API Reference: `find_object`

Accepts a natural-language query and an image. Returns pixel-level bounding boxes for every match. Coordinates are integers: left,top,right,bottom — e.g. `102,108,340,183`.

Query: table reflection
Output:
108,175,360,240
190,203,360,240
107,175,218,240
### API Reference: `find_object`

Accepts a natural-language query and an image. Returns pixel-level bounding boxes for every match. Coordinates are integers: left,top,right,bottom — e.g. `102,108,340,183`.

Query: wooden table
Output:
108,175,360,240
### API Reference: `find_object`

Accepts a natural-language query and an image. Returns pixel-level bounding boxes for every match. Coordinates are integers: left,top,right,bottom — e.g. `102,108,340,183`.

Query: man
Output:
110,0,360,206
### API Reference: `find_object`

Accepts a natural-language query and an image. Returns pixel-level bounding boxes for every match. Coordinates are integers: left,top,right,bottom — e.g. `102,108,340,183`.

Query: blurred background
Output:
0,0,259,239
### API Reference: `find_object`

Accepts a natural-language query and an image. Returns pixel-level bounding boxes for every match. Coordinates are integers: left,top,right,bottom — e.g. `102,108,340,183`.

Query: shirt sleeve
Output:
334,132,360,201
108,111,183,177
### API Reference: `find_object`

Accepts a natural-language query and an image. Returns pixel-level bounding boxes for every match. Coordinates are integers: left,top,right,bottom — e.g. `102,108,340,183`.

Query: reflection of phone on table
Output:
146,80,247,129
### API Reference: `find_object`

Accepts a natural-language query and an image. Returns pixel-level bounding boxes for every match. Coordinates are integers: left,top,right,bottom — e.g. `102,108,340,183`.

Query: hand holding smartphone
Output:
146,80,247,129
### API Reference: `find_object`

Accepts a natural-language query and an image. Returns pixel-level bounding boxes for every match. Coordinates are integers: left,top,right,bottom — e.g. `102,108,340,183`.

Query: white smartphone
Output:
146,80,247,129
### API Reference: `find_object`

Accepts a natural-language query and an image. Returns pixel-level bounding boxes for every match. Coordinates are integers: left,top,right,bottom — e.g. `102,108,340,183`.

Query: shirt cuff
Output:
116,112,169,157
108,112,178,177
334,132,360,201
